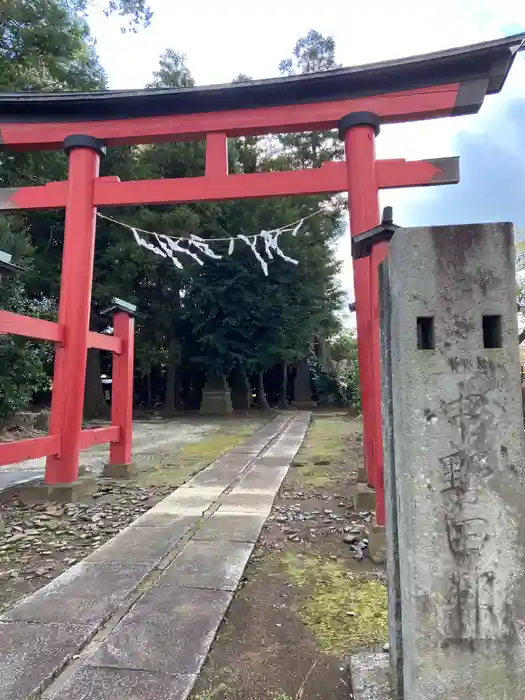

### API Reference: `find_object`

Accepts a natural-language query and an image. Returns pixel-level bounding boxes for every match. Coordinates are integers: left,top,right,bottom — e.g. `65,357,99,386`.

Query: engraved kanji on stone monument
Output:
380,222,525,700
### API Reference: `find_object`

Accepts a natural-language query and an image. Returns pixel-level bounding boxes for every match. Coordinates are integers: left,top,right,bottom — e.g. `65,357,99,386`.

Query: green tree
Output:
277,30,343,168
0,221,55,422
72,0,152,32
0,0,108,420
175,32,346,407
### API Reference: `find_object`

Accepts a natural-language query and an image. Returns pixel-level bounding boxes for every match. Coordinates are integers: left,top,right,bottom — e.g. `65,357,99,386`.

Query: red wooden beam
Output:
0,158,459,211
206,133,228,177
0,182,67,210
94,158,459,207
0,84,461,149
79,425,120,450
0,435,60,466
87,331,123,354
0,310,64,343
0,176,119,210
377,157,459,189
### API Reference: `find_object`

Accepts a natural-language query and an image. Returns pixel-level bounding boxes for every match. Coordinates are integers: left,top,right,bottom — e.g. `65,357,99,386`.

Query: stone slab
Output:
145,500,209,517
47,666,196,700
157,539,253,590
102,461,138,479
221,490,277,513
237,466,288,492
0,620,94,700
355,484,377,512
17,477,97,504
349,652,393,700
131,512,198,530
384,223,525,699
188,469,243,488
85,524,190,565
86,586,231,676
193,511,267,543
251,456,290,468
146,485,224,517
167,485,225,501
368,522,387,565
218,502,273,518
1,561,151,628
264,437,307,459
227,444,268,455
205,454,254,469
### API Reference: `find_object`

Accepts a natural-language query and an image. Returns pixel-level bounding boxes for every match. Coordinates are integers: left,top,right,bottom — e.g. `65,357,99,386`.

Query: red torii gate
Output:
0,34,522,520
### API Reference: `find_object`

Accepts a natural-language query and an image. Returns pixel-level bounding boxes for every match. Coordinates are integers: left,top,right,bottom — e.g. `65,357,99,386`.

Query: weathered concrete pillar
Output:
379,258,403,699
199,374,233,415
382,222,525,700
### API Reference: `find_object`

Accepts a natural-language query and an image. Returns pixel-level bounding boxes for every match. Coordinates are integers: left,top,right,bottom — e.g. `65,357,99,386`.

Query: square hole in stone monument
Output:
417,316,435,350
482,315,502,349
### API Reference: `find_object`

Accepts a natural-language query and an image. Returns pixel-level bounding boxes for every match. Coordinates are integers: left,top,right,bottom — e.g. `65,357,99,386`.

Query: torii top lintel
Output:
0,33,523,150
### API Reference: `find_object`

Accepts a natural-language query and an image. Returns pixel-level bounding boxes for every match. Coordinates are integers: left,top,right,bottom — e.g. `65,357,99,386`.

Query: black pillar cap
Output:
64,134,106,157
338,111,381,140
351,206,399,260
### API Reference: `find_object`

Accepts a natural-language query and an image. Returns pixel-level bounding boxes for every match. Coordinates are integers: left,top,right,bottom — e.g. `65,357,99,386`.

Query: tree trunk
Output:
83,349,110,421
278,361,288,408
164,338,178,416
146,367,153,409
256,371,271,411
230,365,252,410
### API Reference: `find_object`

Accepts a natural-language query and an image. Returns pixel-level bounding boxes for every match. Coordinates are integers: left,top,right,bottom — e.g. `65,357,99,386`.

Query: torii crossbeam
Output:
0,32,522,519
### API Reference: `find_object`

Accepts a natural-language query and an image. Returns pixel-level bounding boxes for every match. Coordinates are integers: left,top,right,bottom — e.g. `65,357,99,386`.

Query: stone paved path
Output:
0,419,220,494
0,412,310,700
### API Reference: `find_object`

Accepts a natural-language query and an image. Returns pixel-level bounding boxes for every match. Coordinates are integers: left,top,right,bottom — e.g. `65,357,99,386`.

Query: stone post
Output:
199,374,233,415
379,258,403,699
382,222,525,699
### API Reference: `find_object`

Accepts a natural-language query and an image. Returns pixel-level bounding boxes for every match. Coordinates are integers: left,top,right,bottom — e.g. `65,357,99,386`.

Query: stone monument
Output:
199,374,233,415
352,222,525,700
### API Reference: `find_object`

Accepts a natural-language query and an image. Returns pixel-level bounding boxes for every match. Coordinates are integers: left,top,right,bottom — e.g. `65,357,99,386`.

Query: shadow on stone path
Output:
0,412,310,700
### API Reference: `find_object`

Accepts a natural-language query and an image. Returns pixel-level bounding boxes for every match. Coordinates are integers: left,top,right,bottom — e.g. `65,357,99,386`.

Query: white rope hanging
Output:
96,210,323,276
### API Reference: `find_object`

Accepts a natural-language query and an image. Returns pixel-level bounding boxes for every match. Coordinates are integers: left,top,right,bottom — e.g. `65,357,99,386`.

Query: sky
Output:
89,0,525,325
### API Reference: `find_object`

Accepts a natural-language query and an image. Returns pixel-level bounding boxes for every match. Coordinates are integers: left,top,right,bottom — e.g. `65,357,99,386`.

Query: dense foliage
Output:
0,1,360,422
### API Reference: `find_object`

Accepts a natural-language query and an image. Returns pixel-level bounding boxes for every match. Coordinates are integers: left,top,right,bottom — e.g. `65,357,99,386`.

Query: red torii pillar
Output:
339,112,388,524
45,135,105,485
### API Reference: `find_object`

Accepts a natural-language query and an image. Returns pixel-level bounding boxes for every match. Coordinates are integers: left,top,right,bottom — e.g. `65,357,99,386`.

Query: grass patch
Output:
278,551,387,654
288,414,361,489
134,421,263,488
